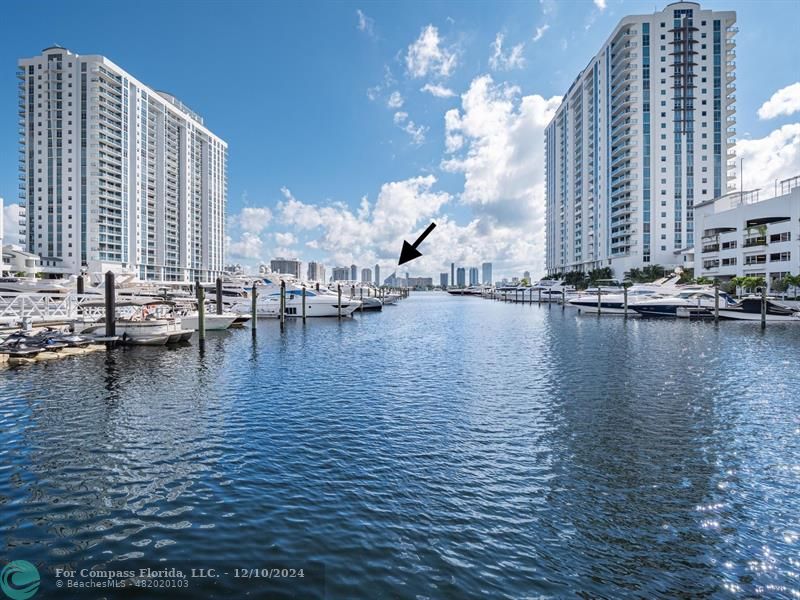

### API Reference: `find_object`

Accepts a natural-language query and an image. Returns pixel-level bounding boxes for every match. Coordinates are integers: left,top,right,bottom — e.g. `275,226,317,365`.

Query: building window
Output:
769,232,791,243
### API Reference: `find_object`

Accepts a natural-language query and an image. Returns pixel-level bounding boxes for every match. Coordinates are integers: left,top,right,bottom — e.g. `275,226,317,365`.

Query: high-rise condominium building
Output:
468,266,479,286
481,262,492,285
450,262,455,287
270,257,301,278
350,264,357,281
361,267,372,283
456,267,466,287
18,47,228,280
545,2,737,277
374,264,380,286
332,267,350,281
307,261,325,282
440,272,448,287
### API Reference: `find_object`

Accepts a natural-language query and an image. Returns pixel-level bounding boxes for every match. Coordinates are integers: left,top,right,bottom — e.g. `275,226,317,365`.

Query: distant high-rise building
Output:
469,266,479,286
451,262,455,287
307,261,325,282
523,270,531,281
545,3,737,277
481,262,493,285
440,272,448,287
332,267,350,281
374,264,380,286
361,267,372,283
456,267,466,287
270,257,301,278
18,47,228,280
407,277,433,288
350,264,357,280
383,271,398,287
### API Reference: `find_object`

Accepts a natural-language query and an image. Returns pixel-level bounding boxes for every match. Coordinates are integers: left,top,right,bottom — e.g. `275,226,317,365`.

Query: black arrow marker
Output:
398,222,437,266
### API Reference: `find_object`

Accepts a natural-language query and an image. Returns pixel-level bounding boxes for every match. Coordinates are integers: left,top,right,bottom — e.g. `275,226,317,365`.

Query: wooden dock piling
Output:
196,279,206,343
251,282,258,332
104,271,116,338
280,281,286,325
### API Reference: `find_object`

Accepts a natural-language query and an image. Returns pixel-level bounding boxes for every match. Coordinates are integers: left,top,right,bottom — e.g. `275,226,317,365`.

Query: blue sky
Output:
2,0,799,279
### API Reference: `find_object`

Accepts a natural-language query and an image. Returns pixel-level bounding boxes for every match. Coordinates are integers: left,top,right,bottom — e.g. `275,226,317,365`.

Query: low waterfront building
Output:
407,277,433,289
694,174,800,291
270,257,301,278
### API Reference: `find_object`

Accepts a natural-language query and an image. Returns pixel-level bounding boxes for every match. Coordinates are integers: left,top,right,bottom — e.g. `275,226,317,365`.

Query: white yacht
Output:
530,279,578,302
229,277,362,318
631,288,737,318
566,275,683,315
717,297,800,322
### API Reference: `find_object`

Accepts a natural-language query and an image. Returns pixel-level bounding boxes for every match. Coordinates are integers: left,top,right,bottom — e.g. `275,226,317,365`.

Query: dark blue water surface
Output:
1,293,799,599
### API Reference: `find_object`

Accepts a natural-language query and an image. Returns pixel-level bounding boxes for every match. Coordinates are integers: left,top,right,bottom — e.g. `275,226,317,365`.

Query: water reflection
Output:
0,295,798,598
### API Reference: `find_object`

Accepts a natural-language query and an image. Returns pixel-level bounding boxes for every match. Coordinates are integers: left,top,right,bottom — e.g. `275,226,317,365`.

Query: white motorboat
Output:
717,297,800,322
529,279,578,302
76,299,194,344
179,312,239,330
631,289,737,318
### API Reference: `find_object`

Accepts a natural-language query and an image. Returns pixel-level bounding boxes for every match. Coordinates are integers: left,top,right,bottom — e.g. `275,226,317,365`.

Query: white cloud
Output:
355,9,375,37
539,0,556,16
239,207,272,233
736,123,800,193
489,33,526,71
406,25,458,79
228,232,265,261
400,120,428,145
757,82,800,120
533,24,550,42
2,202,22,246
277,176,451,268
594,0,607,10
387,91,404,109
391,111,426,144
274,232,297,246
421,83,456,98
441,75,562,275
366,65,396,102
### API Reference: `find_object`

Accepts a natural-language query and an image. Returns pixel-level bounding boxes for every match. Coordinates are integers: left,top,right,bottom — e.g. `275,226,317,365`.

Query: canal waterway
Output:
1,292,798,598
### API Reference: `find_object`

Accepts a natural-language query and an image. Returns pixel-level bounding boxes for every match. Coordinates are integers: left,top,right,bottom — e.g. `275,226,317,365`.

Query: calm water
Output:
1,293,799,598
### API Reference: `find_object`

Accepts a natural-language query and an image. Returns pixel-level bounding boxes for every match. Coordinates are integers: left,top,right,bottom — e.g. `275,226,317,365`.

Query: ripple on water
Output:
1,294,799,598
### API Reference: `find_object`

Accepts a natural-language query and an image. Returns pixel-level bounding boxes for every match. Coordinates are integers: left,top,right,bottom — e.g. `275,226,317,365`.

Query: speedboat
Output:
632,289,737,318
717,297,800,322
